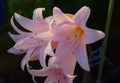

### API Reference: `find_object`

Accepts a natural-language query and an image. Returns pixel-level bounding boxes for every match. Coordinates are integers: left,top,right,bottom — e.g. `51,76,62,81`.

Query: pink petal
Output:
50,21,75,41
59,54,76,75
45,16,54,24
53,7,73,24
35,31,54,41
32,76,37,83
53,41,72,64
60,74,76,83
83,28,105,44
66,74,76,83
29,54,39,61
7,47,25,55
14,36,40,50
14,13,48,33
51,21,73,34
11,16,26,34
45,41,54,56
39,46,47,67
44,77,52,83
33,8,45,20
51,41,58,50
73,42,90,71
39,41,54,67
73,6,90,27
28,67,51,77
29,47,41,61
21,48,35,70
8,32,28,42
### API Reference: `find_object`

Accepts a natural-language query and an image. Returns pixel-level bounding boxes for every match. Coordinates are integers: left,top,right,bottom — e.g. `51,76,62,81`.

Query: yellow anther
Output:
66,14,74,18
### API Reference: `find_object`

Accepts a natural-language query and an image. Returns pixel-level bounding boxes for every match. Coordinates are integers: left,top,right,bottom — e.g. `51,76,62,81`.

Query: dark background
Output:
0,0,120,83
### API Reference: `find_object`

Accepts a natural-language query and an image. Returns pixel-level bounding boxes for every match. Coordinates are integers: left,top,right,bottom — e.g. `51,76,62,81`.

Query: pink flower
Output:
53,6,105,71
8,6,105,83
8,8,54,70
29,54,76,83
36,6,105,71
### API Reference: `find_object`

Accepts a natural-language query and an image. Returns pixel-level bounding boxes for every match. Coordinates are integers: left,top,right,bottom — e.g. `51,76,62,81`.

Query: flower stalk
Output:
97,0,114,83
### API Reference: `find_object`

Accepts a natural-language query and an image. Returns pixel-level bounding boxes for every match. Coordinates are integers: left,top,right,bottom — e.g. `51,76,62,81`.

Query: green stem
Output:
96,0,114,83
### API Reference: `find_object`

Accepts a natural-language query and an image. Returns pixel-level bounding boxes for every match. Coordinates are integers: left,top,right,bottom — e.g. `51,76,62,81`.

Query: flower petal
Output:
53,7,73,24
45,41,54,56
83,28,105,44
45,16,54,24
73,6,90,27
33,8,45,20
11,16,26,34
39,46,47,67
14,13,48,33
51,41,58,50
32,76,37,83
44,77,52,83
7,47,25,55
14,36,39,50
50,21,75,41
8,32,28,42
21,48,35,70
52,41,72,64
65,74,76,83
29,54,39,61
61,54,76,75
39,41,54,67
73,42,90,71
29,47,41,61
28,67,51,77
59,54,76,75
35,31,54,41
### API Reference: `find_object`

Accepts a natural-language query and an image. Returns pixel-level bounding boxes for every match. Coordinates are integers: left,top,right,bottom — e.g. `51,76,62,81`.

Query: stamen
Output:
66,14,74,18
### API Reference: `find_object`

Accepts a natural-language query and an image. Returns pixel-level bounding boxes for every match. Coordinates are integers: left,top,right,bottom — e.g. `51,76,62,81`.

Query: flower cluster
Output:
8,6,105,83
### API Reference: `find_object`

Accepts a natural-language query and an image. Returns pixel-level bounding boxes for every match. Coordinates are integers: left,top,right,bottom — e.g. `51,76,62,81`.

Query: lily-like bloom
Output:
29,54,76,83
53,6,105,71
36,6,105,71
8,8,54,70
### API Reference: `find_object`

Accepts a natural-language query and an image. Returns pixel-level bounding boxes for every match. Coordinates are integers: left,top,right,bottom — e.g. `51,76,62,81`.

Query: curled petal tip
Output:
34,8,45,11
99,31,105,38
81,64,90,71
67,74,77,79
80,6,90,11
53,7,59,10
82,6,90,9
86,67,90,71
53,7,62,14
20,63,25,71
14,12,19,17
81,6,91,14
33,8,45,20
